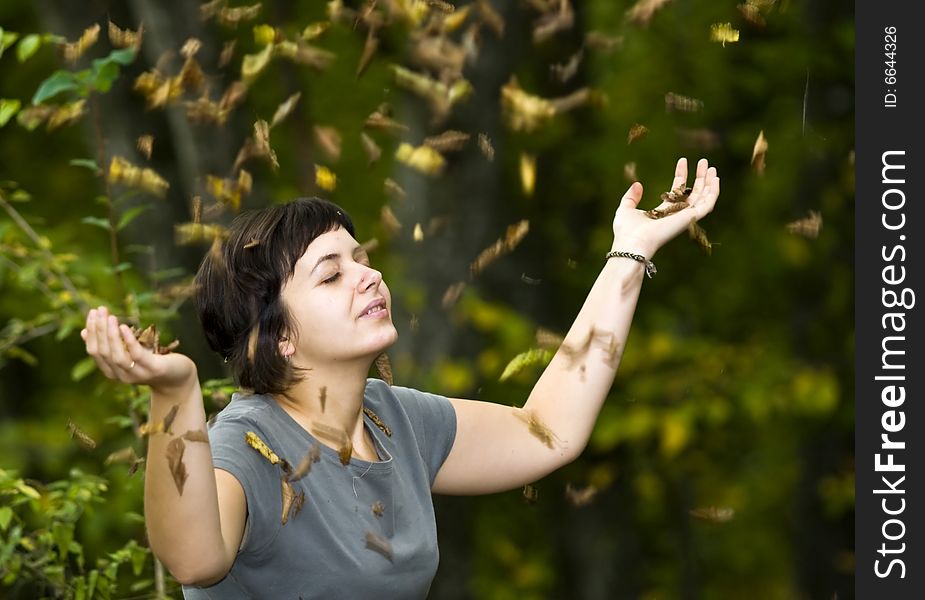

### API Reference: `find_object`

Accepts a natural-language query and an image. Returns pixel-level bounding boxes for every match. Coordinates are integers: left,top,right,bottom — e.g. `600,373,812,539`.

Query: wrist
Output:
605,249,657,278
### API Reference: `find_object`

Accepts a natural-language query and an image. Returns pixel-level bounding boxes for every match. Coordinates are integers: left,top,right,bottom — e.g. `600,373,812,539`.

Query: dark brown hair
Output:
194,197,355,394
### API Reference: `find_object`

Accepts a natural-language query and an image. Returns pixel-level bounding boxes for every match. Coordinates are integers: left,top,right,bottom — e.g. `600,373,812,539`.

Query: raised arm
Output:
82,307,245,585
433,158,720,495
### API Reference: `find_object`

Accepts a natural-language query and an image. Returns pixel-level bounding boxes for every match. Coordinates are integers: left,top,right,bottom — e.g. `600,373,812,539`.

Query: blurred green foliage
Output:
1,0,853,598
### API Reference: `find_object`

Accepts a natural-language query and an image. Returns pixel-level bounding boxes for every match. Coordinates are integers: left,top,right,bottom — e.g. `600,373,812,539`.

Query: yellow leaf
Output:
519,153,536,197
315,165,337,191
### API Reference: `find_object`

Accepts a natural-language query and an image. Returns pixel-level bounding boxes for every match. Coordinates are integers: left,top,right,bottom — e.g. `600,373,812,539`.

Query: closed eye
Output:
322,272,341,284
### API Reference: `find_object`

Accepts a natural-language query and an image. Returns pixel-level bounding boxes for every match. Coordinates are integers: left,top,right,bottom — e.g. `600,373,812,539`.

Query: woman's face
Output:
280,227,397,364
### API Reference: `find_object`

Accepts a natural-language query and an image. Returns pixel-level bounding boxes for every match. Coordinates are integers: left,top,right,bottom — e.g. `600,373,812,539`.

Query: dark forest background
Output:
0,1,854,598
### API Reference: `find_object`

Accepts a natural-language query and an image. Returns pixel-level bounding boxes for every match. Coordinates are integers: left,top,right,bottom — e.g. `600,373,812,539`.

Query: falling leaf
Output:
536,328,564,350
241,43,273,84
689,506,735,523
442,281,467,309
391,65,472,122
519,153,536,197
315,165,337,192
166,437,188,495
44,100,87,130
365,104,409,133
199,0,225,21
63,24,100,64
502,78,598,133
383,178,406,201
470,220,530,277
162,404,180,433
252,119,279,170
623,162,637,181
380,205,403,237
270,92,301,128
523,484,539,504
413,223,424,242
245,431,282,466
290,444,322,481
108,21,143,51
550,48,583,83
785,211,823,239
395,142,446,176
710,22,740,46
500,348,552,381
281,478,305,524
66,418,97,449
175,222,227,245
688,219,713,255
375,353,393,386
565,483,598,507
311,422,352,465
302,22,330,41
357,28,380,77
665,92,703,113
185,97,231,125
104,446,138,466
738,0,776,26
361,132,382,165
108,156,169,198
624,0,673,26
423,130,470,153
136,135,154,160
319,386,327,413
275,41,335,71
371,501,385,517
751,130,768,174
585,31,623,52
217,3,262,27
477,0,505,36
219,40,237,67
182,429,210,443
513,407,563,449
365,531,393,561
220,81,248,111
313,125,342,161
532,0,574,44
206,170,252,211
130,324,179,355
253,24,278,46
627,123,648,144
660,185,693,203
477,133,495,161
676,127,720,150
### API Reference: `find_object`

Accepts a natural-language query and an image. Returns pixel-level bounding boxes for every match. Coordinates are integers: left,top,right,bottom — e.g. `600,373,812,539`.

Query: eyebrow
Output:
310,246,368,275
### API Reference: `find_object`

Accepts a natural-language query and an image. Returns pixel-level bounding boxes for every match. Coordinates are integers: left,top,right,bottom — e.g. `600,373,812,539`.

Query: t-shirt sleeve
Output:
386,383,457,484
207,416,281,554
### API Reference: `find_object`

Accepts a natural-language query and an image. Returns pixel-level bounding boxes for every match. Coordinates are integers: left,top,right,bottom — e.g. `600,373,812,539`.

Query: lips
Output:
358,298,387,319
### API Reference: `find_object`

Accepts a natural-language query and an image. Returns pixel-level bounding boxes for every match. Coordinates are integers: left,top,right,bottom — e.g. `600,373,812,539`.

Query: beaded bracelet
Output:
605,250,656,278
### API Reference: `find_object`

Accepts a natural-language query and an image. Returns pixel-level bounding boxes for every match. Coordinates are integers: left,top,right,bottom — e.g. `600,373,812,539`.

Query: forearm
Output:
524,255,645,458
144,377,229,582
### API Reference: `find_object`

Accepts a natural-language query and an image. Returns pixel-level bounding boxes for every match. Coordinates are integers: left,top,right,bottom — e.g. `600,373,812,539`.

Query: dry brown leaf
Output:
219,40,236,67
271,92,301,128
365,531,394,561
565,483,598,507
371,501,385,517
108,21,143,51
623,162,637,181
513,407,563,449
585,30,623,52
470,220,530,278
477,133,495,161
253,119,279,170
665,92,704,113
63,24,101,64
533,0,574,44
319,386,327,413
688,219,713,255
357,28,380,77
217,3,262,27
66,418,96,449
281,478,305,524
646,201,689,220
661,185,693,203
181,429,209,443
423,130,470,153
625,0,673,26
313,126,342,161
523,484,539,504
785,211,823,239
108,156,169,197
550,49,582,83
365,104,409,133
383,178,407,200
689,506,735,523
381,205,402,235
166,437,188,495
442,281,467,310
290,444,322,481
535,328,564,350
136,135,154,160
162,404,180,434
361,132,382,166
375,353,393,386
311,422,352,465
477,0,505,36
627,123,648,144
751,130,768,174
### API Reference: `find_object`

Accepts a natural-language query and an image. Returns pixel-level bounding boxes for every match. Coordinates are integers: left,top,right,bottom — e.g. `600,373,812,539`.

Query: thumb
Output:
618,182,644,210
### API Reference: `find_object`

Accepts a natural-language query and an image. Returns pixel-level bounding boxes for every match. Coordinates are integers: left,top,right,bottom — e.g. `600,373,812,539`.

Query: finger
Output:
618,181,644,210
91,307,117,379
690,158,709,197
106,315,133,372
84,310,98,355
669,157,687,192
690,168,720,219
94,307,112,361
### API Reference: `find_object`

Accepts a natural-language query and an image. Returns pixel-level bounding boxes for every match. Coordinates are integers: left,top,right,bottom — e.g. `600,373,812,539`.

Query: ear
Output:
278,337,295,358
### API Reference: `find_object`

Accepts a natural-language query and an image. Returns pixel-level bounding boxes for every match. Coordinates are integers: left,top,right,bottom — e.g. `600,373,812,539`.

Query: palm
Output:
611,158,720,258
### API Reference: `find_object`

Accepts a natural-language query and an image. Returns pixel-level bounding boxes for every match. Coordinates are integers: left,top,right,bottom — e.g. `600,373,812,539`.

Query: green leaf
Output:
99,47,137,67
71,356,97,382
4,346,38,366
0,28,20,59
90,60,119,93
69,158,101,173
32,70,79,105
0,98,21,127
117,204,152,231
107,261,133,274
80,216,111,230
0,506,13,531
15,34,41,63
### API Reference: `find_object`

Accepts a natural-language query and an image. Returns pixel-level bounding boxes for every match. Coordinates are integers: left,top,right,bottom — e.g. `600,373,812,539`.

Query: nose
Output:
358,265,382,292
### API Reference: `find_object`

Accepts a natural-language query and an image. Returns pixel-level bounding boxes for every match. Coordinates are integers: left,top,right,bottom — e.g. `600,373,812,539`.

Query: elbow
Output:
159,554,231,588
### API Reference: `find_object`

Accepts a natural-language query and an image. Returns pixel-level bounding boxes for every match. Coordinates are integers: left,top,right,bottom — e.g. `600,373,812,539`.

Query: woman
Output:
82,158,719,598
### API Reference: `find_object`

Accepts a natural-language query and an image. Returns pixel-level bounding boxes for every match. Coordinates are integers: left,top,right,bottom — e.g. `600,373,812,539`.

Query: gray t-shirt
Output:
181,378,457,599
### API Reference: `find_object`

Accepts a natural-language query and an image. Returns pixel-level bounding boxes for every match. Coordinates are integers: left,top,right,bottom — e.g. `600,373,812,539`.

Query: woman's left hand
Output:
610,157,720,259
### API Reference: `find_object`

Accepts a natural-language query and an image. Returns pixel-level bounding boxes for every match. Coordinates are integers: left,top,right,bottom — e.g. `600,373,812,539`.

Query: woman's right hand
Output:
81,306,197,394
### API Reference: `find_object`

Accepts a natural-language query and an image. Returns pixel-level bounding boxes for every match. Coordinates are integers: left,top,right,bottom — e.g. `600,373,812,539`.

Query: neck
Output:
273,358,377,459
